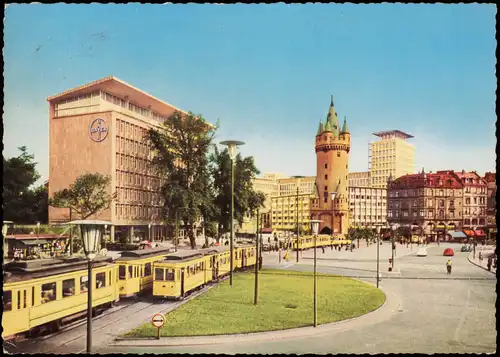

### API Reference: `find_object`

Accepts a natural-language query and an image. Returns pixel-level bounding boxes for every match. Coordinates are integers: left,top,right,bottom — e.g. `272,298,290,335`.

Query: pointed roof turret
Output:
317,121,324,136
341,116,349,134
326,95,340,136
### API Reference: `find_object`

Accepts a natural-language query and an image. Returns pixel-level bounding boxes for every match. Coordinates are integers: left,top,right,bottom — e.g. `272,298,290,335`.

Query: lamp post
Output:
36,222,41,238
296,186,300,263
254,208,260,305
68,220,111,354
104,224,108,250
2,221,13,260
390,223,399,270
310,219,322,328
376,225,381,288
221,140,245,287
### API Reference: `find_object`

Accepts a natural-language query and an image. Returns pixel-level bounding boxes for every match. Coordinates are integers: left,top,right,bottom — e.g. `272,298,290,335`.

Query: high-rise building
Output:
369,130,415,188
310,96,350,236
47,76,211,242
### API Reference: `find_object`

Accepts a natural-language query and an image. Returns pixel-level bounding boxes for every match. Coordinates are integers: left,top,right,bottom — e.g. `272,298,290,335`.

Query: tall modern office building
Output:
47,76,211,242
368,130,415,188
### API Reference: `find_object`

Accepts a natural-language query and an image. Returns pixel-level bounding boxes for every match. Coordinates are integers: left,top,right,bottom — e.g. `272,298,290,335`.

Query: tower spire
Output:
330,95,334,107
341,116,349,134
326,96,340,136
317,121,324,136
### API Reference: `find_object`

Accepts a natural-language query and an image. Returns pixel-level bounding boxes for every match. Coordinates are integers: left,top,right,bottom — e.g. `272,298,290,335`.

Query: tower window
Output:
325,186,328,191
337,152,340,157
325,175,328,180
325,163,328,169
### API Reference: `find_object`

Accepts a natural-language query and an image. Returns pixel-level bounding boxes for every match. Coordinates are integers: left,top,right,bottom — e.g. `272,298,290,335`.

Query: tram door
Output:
242,249,247,268
180,269,185,296
211,256,217,280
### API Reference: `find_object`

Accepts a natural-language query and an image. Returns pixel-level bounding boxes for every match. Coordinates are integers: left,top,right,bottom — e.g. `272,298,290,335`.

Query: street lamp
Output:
36,222,41,238
310,219,322,328
220,140,245,287
3,221,13,260
376,225,381,287
69,219,111,354
148,223,152,243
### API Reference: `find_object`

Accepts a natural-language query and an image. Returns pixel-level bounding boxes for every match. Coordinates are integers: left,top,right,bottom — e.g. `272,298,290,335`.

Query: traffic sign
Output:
151,313,165,328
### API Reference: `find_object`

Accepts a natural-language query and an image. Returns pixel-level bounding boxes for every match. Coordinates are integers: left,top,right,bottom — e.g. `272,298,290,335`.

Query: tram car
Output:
114,246,172,298
290,235,351,250
152,244,257,300
2,255,118,340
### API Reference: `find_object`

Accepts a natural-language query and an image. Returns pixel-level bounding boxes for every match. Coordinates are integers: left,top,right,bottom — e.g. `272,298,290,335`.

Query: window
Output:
80,276,89,293
4,290,12,311
63,278,75,297
96,272,106,289
325,163,328,168
155,268,164,281
166,269,175,281
325,175,328,180
128,266,133,278
41,282,57,304
17,291,21,310
144,263,152,276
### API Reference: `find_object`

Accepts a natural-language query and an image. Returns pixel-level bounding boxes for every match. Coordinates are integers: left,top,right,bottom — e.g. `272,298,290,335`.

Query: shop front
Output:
5,234,70,260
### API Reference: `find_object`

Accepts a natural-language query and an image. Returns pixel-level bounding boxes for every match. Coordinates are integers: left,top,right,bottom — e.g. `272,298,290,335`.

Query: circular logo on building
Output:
89,118,108,142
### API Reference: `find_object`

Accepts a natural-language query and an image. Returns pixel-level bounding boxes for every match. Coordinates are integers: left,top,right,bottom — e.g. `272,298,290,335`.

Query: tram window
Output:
128,266,133,279
209,259,212,268
155,268,164,281
17,291,21,310
119,265,127,280
4,291,12,311
144,263,152,276
41,283,56,304
80,276,89,294
96,273,106,289
63,279,75,297
32,286,35,306
24,290,27,309
166,269,175,281
109,271,112,285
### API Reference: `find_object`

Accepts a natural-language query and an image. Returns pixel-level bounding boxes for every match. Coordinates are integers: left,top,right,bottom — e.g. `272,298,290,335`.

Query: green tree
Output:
49,172,116,219
145,111,216,249
209,147,265,243
3,146,47,223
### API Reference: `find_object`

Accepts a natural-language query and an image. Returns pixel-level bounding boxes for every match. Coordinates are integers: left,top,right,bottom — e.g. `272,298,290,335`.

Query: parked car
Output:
417,247,427,257
443,248,454,256
461,245,472,252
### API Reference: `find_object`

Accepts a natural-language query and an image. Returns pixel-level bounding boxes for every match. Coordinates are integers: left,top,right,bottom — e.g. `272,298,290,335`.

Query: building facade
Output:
349,186,387,229
369,130,415,188
484,172,496,227
348,172,370,188
387,170,487,239
310,96,350,237
48,76,208,242
270,193,313,234
452,170,488,228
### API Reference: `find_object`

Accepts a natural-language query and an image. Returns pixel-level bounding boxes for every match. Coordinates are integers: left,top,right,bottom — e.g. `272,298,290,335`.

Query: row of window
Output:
3,273,108,311
116,187,161,206
116,170,161,190
116,137,152,160
388,210,457,218
118,264,152,280
112,97,166,122
115,204,162,220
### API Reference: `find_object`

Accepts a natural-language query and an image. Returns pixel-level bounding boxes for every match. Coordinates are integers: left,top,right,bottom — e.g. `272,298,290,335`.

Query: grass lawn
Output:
124,269,385,337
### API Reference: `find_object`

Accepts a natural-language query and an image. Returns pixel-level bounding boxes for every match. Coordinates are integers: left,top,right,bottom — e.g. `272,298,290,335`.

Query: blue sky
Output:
3,4,497,184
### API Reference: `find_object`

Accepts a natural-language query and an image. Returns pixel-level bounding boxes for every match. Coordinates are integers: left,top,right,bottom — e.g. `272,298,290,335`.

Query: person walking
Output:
487,256,492,271
446,259,452,275
321,246,325,254
479,251,483,262
284,250,289,262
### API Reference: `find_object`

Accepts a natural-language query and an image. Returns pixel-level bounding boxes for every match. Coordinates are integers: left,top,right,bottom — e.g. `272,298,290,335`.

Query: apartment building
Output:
369,130,415,188
348,172,370,187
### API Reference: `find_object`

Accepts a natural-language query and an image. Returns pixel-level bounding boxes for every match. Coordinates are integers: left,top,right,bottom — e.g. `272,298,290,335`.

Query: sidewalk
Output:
467,245,497,275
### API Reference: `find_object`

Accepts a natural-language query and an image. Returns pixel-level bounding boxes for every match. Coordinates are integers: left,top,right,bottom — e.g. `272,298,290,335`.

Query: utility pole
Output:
376,225,381,288
230,157,235,287
296,186,300,263
175,210,179,252
254,208,260,305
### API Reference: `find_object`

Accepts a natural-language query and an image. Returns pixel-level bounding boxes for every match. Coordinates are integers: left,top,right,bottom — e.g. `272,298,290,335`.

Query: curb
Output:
112,278,400,347
467,252,496,275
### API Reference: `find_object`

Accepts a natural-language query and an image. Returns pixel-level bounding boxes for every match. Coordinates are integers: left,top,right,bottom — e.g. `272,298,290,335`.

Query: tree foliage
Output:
3,146,47,223
145,111,216,249
209,147,265,242
50,172,116,219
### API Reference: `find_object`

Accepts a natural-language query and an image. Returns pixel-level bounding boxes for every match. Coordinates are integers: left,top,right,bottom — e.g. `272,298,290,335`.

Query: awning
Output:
450,231,467,238
19,239,50,246
474,230,486,237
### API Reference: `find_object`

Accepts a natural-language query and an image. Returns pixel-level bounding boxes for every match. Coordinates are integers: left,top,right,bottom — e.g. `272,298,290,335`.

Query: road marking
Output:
283,263,294,269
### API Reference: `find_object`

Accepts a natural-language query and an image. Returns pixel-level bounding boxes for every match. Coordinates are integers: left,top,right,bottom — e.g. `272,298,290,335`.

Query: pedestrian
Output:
493,256,497,269
330,244,333,250
479,252,483,262
446,259,452,275
487,256,492,271
284,250,289,261
321,246,325,254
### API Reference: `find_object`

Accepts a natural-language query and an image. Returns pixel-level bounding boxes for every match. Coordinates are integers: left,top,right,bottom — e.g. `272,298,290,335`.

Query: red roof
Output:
6,234,70,240
261,228,273,233
390,171,462,189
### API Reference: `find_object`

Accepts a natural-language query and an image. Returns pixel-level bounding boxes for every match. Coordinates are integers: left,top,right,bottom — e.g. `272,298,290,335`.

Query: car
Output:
443,248,454,256
461,245,472,252
417,247,427,257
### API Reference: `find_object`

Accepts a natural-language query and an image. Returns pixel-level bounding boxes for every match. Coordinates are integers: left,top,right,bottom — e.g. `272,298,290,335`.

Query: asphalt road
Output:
5,243,496,354
96,243,497,354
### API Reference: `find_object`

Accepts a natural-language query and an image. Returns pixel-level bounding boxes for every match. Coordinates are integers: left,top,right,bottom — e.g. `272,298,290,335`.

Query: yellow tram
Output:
290,235,351,250
2,256,119,340
114,247,172,298
152,244,257,300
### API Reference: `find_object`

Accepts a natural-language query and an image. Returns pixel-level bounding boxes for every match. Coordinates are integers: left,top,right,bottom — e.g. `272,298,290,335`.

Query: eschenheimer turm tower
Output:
311,96,350,237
